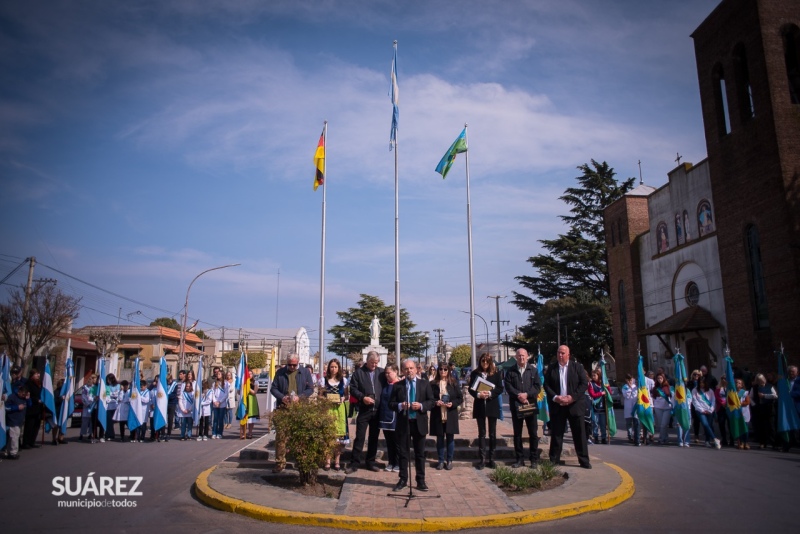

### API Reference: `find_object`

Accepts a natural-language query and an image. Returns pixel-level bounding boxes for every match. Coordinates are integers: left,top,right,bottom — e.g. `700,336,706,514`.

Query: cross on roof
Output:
675,152,683,164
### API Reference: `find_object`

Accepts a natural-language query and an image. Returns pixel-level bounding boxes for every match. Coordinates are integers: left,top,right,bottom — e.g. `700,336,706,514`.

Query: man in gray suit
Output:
346,351,385,473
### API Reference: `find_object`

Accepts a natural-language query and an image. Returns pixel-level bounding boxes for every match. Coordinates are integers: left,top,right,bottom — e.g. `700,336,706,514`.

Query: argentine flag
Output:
42,360,56,431
193,360,204,426
152,357,168,431
57,356,75,435
127,358,143,432
96,359,108,431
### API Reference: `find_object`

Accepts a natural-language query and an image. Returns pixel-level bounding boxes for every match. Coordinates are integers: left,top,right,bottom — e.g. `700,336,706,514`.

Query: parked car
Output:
255,372,270,390
607,380,622,408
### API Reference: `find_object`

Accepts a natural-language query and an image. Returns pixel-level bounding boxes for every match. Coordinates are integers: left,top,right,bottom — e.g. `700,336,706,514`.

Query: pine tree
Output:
512,160,634,362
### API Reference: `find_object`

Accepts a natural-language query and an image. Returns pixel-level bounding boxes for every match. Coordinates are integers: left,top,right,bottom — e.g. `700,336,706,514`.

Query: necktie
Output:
409,380,416,419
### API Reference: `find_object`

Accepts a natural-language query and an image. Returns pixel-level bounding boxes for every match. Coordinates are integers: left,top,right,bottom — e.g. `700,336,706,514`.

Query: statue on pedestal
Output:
369,315,381,346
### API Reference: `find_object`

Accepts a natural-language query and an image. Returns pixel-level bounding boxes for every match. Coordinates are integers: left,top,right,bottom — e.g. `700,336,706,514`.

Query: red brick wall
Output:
693,0,800,371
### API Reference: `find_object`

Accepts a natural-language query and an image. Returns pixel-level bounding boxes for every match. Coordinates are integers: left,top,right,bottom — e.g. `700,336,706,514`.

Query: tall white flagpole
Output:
464,123,477,370
318,121,328,379
391,41,401,364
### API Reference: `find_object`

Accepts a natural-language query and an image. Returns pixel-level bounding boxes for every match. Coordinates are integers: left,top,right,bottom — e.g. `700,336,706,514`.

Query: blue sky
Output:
0,0,720,355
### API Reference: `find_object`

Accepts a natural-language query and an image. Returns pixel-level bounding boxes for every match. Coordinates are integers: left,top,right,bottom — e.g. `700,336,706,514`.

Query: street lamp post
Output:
179,263,241,371
461,311,489,347
340,332,349,372
423,331,429,366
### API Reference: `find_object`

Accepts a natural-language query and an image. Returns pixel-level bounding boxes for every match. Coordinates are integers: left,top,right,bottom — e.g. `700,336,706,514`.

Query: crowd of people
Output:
6,347,799,475
2,364,252,460
618,363,800,451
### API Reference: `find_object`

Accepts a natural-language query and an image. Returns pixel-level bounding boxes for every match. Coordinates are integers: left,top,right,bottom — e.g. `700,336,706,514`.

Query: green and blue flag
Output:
776,349,800,434
636,354,654,435
600,355,617,436
536,350,549,423
672,353,691,430
435,128,467,179
724,354,747,440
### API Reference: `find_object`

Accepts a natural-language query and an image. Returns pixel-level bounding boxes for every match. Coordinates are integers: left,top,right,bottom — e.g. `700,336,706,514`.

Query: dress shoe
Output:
445,461,453,471
486,460,496,469
435,462,444,470
511,460,524,468
417,481,429,492
476,460,485,470
393,480,407,492
366,464,381,472
344,464,359,474
580,463,592,469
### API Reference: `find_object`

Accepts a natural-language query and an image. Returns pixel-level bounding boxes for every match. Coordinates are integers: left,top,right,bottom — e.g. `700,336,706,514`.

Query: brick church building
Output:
606,0,800,377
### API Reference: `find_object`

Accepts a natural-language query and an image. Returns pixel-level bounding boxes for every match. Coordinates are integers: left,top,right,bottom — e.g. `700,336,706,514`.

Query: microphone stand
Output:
387,384,440,507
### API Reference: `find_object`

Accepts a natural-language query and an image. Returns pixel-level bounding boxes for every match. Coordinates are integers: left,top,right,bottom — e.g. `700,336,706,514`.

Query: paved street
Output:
0,402,795,532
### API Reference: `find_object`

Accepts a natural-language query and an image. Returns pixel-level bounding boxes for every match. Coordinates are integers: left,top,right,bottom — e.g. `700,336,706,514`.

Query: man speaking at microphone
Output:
390,360,435,492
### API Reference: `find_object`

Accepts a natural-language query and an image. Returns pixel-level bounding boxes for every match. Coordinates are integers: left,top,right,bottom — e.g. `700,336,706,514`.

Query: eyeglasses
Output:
287,363,298,367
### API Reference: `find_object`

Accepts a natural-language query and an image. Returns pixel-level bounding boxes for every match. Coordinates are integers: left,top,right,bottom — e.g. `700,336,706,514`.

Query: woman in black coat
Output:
468,353,504,469
430,365,463,470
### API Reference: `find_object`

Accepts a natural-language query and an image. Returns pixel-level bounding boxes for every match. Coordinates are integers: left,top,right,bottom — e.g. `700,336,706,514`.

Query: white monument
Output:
363,315,389,368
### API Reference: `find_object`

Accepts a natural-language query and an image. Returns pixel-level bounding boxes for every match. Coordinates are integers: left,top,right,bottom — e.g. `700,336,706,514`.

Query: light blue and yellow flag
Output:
536,350,549,423
636,354,654,434
776,348,800,434
724,353,747,439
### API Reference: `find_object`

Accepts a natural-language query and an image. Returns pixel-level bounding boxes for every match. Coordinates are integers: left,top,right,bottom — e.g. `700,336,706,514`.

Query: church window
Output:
783,24,800,105
746,225,769,329
619,280,628,346
712,63,731,135
733,43,755,120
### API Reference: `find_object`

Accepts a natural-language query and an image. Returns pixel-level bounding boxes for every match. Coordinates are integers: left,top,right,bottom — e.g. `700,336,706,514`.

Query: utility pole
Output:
23,256,35,318
487,295,508,361
433,328,445,365
221,326,225,367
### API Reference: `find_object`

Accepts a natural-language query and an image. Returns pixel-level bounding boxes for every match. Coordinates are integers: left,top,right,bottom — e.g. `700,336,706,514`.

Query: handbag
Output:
516,402,538,418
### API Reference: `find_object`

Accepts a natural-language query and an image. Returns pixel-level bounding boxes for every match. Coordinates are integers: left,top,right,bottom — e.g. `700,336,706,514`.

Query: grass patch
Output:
489,461,564,492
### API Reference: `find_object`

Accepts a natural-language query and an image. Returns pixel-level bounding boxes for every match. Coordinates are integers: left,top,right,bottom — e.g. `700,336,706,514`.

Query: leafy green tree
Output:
150,317,181,330
513,160,633,359
327,294,426,360
449,344,472,368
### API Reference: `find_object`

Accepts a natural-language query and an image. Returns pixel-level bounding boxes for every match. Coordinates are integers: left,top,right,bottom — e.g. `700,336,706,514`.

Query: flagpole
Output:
318,120,328,379
391,41,401,364
464,123,477,370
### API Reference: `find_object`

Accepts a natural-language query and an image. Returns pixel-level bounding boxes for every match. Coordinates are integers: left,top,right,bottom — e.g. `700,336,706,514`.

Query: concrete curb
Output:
195,462,634,531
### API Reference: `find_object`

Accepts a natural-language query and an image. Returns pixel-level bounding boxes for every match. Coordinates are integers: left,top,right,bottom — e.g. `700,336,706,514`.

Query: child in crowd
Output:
179,382,194,440
736,378,751,449
79,375,96,443
4,385,31,459
199,379,213,441
621,374,640,445
113,380,130,442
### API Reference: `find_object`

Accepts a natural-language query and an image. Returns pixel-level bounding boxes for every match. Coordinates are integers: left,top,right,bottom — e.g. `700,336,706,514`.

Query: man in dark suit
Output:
543,345,592,469
270,353,315,472
504,348,542,467
390,360,435,492
346,351,386,473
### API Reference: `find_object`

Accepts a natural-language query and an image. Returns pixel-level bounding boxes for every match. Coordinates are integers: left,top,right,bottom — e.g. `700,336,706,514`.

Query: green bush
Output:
270,397,338,486
489,461,561,491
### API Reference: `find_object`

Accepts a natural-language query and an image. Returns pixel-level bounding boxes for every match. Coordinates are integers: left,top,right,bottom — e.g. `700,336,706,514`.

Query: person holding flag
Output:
724,351,747,448
95,361,108,443
41,361,57,444
672,352,692,447
56,357,75,445
152,357,169,438
599,354,616,439
0,353,11,453
536,349,550,429
22,368,43,449
635,354,655,443
126,360,143,441
775,348,800,452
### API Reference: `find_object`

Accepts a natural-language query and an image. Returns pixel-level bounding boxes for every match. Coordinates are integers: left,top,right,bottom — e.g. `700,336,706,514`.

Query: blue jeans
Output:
212,407,226,436
654,407,671,443
697,412,716,442
436,433,455,462
180,417,193,438
678,423,691,445
592,409,607,441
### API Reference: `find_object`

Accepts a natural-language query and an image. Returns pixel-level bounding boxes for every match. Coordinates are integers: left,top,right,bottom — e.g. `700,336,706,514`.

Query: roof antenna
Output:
637,160,643,185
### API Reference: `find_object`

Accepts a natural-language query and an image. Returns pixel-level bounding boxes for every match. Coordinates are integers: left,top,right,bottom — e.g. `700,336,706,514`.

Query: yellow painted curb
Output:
194,462,635,531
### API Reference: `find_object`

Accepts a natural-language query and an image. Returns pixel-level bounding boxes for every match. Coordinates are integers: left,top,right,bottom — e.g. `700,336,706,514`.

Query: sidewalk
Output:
195,416,634,531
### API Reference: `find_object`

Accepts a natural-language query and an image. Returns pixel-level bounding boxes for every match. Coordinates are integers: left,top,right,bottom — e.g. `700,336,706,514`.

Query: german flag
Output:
313,129,325,191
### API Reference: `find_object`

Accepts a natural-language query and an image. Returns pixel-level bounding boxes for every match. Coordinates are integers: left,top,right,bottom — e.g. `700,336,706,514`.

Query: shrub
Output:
489,461,561,491
270,397,338,486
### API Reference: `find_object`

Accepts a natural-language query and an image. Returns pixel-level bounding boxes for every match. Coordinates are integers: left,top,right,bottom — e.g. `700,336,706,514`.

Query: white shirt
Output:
559,363,569,397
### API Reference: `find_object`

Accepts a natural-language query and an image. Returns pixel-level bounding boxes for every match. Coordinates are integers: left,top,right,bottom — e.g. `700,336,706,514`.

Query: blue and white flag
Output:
57,355,75,435
96,359,108,431
0,352,10,450
127,358,143,431
42,360,56,432
152,357,168,431
389,41,399,150
193,359,204,426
